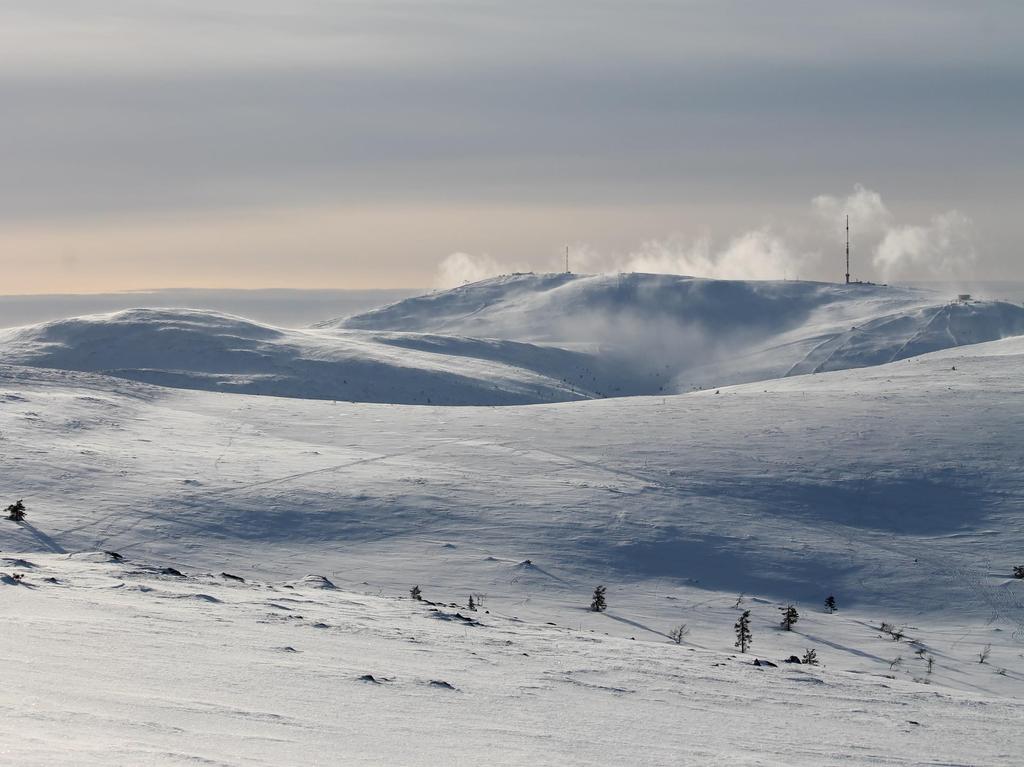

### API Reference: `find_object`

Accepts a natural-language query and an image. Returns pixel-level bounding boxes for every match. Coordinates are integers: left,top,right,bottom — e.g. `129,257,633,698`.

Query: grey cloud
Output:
1,1,1022,282
1,62,1020,221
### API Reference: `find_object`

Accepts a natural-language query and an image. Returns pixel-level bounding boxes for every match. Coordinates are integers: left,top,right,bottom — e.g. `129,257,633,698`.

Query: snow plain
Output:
2,274,1023,765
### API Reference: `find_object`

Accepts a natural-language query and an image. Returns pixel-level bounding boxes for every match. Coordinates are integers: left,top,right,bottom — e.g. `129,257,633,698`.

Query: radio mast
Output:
565,245,570,274
845,215,850,285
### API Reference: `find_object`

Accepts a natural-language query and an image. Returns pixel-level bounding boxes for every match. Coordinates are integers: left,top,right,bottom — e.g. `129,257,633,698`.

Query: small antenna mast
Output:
565,245,570,274
845,214,850,285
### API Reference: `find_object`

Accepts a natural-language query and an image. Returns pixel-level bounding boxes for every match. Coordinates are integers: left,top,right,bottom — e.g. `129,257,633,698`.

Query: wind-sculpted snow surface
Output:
333,273,891,339
0,308,602,405
2,336,1024,762
2,276,1023,404
337,272,1024,390
1,553,1021,766
1,336,1023,627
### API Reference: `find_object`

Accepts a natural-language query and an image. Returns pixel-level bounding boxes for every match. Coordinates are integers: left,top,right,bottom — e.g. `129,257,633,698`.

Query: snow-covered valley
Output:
2,275,1023,764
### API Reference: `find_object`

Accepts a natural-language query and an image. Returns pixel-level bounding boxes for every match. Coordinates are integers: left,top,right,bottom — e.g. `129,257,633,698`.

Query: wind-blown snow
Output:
3,275,1023,405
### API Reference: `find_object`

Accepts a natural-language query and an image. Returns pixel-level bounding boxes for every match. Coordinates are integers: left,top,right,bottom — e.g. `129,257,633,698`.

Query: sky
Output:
2,1,1022,292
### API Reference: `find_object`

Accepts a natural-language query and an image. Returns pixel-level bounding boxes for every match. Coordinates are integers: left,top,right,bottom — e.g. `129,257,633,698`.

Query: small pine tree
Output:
824,594,837,613
410,585,422,601
779,605,799,631
5,500,26,522
468,595,476,611
734,610,752,653
590,585,607,612
668,624,689,644
801,648,819,666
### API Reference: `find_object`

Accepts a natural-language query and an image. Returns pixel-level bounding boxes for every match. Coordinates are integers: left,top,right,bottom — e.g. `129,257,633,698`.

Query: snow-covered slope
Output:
332,273,919,343
336,273,1024,389
3,552,1021,766
2,333,1023,763
2,334,1022,628
3,276,1022,405
0,308,606,405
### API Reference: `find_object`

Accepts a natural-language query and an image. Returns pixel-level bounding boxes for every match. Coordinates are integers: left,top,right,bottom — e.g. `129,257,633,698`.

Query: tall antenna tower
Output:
565,245,570,274
845,214,850,285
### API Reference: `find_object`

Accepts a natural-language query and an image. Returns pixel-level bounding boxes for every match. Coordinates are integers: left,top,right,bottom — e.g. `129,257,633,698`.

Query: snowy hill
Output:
2,277,1022,406
3,334,1023,625
335,273,1024,389
0,308,609,405
2,330,1023,762
331,273,922,340
3,336,1022,615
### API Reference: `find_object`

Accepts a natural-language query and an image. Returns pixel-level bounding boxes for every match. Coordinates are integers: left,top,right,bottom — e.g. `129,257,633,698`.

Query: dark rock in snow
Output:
428,610,481,626
161,567,185,577
428,680,457,690
104,551,124,561
2,558,35,569
753,659,778,667
784,655,802,664
221,572,245,582
299,575,337,589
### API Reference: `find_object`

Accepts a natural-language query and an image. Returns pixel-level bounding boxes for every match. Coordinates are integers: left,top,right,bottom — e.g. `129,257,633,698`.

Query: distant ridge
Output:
2,274,1022,404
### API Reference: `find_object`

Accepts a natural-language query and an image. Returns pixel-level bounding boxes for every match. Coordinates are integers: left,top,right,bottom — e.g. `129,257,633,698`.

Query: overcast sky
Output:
2,1,1022,292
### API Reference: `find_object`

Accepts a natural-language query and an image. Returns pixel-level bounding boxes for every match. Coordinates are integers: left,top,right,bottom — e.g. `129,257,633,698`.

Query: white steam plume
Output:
874,210,976,281
814,184,976,282
620,229,806,281
435,252,521,289
436,185,978,285
813,183,892,237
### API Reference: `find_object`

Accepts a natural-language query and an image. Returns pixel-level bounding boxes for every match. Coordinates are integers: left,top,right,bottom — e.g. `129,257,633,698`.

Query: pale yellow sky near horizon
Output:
2,200,779,294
